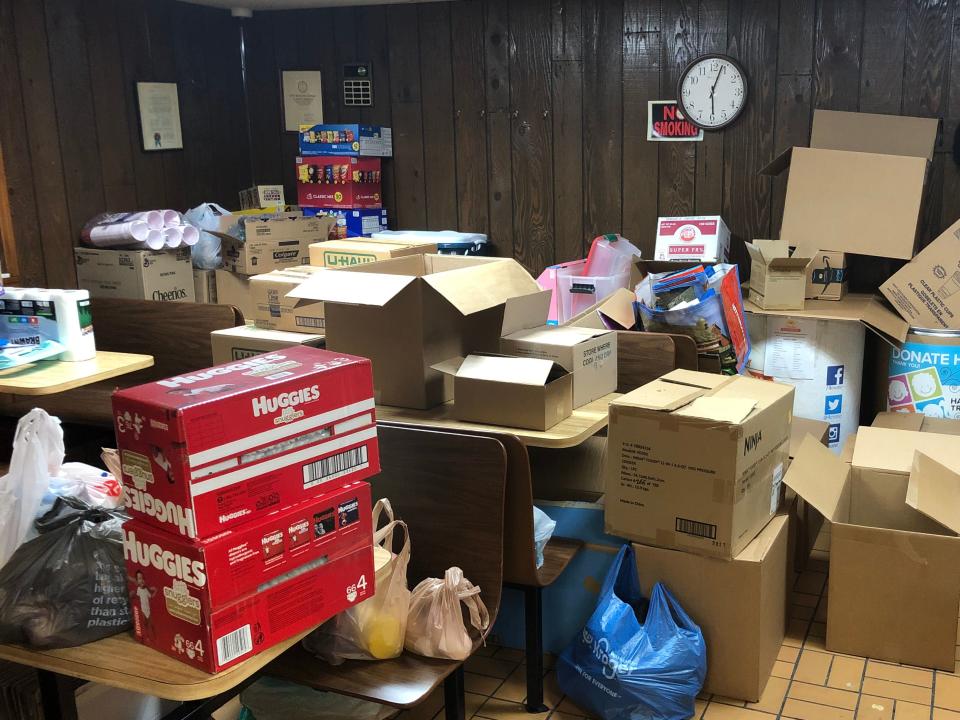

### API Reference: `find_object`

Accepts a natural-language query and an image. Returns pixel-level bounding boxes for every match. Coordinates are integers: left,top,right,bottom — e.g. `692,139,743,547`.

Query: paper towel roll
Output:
54,289,96,361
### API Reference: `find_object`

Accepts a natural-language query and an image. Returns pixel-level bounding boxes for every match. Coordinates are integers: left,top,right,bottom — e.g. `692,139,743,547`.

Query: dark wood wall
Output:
0,0,248,286
246,0,960,275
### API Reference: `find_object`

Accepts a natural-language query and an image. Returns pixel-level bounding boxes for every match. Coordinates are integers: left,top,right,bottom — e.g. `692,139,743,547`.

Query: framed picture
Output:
282,70,323,132
136,82,183,151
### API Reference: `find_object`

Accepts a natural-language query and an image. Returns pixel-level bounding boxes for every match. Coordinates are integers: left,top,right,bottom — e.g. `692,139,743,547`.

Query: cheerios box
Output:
123,482,373,672
112,346,380,540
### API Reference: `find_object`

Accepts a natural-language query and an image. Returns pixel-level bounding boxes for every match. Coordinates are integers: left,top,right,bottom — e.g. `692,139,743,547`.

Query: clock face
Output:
677,55,748,130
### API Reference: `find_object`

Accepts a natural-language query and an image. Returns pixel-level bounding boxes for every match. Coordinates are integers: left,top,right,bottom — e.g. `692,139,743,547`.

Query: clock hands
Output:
709,65,725,116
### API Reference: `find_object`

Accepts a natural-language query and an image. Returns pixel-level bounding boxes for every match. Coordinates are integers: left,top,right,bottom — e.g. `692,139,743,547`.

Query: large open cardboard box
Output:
787,428,960,669
761,110,939,260
288,254,547,408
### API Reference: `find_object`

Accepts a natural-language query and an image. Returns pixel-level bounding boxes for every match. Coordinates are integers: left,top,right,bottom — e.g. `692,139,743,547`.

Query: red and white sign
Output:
112,346,380,539
654,215,730,263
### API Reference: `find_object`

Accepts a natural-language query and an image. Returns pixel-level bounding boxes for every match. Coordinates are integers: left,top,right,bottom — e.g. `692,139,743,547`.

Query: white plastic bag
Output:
533,505,557,569
303,498,411,664
184,202,231,269
0,410,63,568
405,567,489,660
240,676,395,720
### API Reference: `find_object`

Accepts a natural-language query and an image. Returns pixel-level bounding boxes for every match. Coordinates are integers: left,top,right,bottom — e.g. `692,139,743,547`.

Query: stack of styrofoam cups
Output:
81,210,200,250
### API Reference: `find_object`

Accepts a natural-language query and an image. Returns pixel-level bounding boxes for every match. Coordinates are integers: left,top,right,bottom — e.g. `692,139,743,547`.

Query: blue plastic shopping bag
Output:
556,545,706,720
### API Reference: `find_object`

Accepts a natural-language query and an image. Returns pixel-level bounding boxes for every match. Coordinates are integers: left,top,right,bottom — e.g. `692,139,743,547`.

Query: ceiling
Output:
178,0,439,9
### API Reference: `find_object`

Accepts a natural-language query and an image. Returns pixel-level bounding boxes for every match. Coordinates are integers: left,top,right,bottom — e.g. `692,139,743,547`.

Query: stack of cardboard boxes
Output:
112,346,381,672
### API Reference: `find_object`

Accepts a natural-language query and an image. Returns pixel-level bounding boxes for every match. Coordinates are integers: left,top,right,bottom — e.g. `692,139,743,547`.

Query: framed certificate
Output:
136,82,183,151
282,70,324,132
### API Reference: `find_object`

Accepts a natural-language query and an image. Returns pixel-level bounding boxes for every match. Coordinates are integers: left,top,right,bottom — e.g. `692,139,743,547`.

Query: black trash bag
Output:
0,497,131,648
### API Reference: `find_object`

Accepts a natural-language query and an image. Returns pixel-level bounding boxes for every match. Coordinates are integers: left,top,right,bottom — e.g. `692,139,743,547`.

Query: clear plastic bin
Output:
558,271,631,324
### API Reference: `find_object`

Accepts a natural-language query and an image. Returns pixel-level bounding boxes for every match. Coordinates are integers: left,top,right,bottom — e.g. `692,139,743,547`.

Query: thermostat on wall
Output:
343,64,373,107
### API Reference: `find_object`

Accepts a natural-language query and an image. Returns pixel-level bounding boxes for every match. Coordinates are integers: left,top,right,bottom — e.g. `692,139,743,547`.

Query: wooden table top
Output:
0,351,154,395
376,392,620,449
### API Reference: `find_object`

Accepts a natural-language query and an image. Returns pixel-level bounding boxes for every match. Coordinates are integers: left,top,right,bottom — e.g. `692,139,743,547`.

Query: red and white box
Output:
112,346,380,540
296,156,382,209
124,481,374,672
654,215,730,263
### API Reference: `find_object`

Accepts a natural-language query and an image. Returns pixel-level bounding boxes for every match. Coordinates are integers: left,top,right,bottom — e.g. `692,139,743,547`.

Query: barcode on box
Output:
296,316,325,328
675,517,717,540
303,446,369,489
216,625,253,665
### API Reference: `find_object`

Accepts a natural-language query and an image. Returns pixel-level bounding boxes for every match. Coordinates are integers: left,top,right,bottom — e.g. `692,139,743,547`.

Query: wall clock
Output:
677,54,748,130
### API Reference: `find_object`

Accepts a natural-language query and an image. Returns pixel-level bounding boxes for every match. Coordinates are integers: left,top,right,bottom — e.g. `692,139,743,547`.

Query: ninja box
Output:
112,346,380,540
124,480,373,672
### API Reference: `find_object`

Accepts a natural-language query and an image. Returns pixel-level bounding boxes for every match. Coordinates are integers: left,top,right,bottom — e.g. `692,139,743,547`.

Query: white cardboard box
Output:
75,247,194,303
654,216,730,263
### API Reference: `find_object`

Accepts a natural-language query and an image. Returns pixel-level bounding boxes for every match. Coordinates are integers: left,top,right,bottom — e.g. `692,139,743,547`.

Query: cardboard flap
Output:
783,435,849,521
674,396,757,424
500,290,552,335
872,412,924,432
860,298,909,344
617,378,706,411
758,147,793,176
430,356,466,377
768,257,812,270
744,294,908,344
287,268,416,306
424,259,541,316
906,452,960,534
745,242,766,266
565,288,637,330
853,426,960,475
507,325,610,345
662,368,733,391
810,110,939,161
456,354,561,386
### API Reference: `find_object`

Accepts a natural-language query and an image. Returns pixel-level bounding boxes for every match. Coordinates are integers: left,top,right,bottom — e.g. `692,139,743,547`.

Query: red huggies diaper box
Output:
123,480,374,671
112,346,380,540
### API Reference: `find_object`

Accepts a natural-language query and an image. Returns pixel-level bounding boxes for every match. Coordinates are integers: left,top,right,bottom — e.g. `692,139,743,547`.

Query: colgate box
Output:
654,215,731,263
112,346,380,539
123,480,374,672
296,156,382,209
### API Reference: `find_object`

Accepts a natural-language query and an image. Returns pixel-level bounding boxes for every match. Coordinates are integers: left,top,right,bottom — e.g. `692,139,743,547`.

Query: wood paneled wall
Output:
246,0,960,276
0,0,248,286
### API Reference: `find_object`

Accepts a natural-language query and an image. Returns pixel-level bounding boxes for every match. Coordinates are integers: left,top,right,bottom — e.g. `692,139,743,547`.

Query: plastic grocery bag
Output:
556,545,706,720
240,676,394,720
0,409,63,568
184,202,230,269
405,567,489,660
0,497,130,648
303,498,411,663
533,505,556,569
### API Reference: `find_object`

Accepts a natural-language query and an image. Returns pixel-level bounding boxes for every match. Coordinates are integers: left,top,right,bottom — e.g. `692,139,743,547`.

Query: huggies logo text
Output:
157,354,287,388
123,530,206,586
251,385,320,418
124,487,196,538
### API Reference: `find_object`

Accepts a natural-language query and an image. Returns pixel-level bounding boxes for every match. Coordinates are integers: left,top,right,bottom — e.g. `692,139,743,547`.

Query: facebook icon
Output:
826,365,845,386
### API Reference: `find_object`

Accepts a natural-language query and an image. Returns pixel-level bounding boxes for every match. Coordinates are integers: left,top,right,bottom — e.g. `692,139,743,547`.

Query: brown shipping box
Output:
760,110,939,260
309,239,436,268
745,240,809,311
194,269,217,304
432,354,573,430
806,250,847,301
872,411,960,436
210,324,323,364
881,217,960,330
214,270,254,320
633,513,789,702
786,417,830,571
787,428,960,670
75,247,194,302
250,266,326,334
288,254,548,408
219,215,335,274
605,370,794,559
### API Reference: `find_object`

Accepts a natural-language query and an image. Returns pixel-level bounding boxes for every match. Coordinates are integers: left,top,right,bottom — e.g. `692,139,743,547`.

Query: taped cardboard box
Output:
787,428,960,669
210,324,324,364
881,217,960,330
309,239,437,268
75,247,194,303
433,354,573,430
806,250,847,301
745,240,810,311
250,266,326,334
217,215,335,274
633,512,788,702
761,110,939,260
288,254,548,409
605,369,794,559
214,270,254,320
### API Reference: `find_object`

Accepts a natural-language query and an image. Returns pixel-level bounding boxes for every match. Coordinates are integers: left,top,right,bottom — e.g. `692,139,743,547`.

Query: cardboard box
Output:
75,247,195,303
250,266,327,334
564,288,638,331
218,216,334,275
194,269,217,304
745,240,810,310
239,185,285,210
786,417,829,571
309,239,437,268
500,324,617,408
288,255,549,409
112,346,379,539
296,156,382,209
632,513,788,702
787,428,960,669
432,354,573,430
605,369,794,559
761,110,939,260
214,270,254,319
806,250,847,301
654,216,730,262
299,124,393,157
211,324,324,364
872,411,960,435
125,509,374,673
305,208,389,239
881,217,960,330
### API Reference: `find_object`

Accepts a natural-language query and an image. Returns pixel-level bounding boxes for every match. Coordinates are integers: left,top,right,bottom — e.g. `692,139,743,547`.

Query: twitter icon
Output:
824,394,843,415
